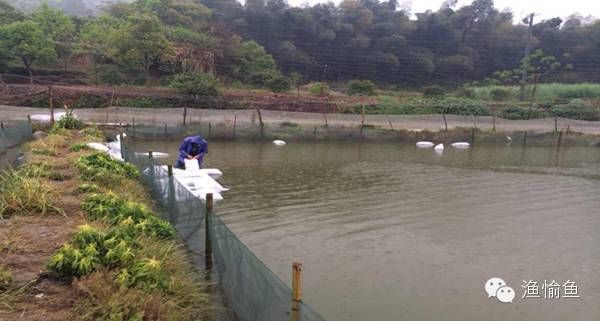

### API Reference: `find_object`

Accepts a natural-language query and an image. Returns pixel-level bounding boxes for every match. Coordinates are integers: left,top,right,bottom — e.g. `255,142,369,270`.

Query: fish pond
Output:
129,139,600,321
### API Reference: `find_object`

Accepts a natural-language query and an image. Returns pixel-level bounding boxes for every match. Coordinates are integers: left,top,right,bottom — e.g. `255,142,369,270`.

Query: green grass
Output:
470,83,600,101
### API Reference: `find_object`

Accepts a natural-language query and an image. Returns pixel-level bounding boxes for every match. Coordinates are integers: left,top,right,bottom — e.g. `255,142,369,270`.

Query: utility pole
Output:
520,13,535,101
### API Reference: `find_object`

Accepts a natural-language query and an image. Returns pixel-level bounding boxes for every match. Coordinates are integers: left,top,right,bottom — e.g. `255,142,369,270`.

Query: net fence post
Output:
49,86,54,126
205,193,213,271
292,262,303,321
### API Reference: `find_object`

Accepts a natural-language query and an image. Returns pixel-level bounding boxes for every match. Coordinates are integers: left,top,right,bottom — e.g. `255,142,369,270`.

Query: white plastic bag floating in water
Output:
416,141,435,148
451,142,470,149
273,140,286,146
184,158,200,171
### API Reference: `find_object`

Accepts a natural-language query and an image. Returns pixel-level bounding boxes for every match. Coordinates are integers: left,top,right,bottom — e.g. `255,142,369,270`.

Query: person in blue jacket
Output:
175,135,208,169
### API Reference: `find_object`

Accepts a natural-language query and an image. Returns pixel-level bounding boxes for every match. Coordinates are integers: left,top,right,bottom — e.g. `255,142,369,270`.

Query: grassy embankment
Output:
0,119,212,321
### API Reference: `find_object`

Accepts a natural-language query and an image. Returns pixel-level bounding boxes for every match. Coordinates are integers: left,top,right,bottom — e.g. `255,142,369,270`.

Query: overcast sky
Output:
262,0,598,21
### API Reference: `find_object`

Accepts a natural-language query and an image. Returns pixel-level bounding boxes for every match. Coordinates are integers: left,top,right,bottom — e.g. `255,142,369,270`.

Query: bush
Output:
71,94,109,109
76,152,139,181
53,110,85,130
490,88,512,101
455,87,474,98
348,80,377,96
309,82,330,96
499,106,548,120
434,97,491,116
267,75,291,93
97,64,125,85
550,99,599,121
170,72,220,98
75,183,100,194
246,71,275,88
70,143,89,152
423,85,446,98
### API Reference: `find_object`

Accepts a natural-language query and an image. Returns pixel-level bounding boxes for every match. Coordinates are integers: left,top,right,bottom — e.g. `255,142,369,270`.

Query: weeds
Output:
70,143,89,152
0,169,64,219
52,110,85,131
0,266,11,291
75,183,99,194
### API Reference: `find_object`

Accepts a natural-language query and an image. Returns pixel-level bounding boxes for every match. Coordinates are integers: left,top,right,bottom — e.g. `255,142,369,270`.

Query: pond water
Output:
130,139,600,321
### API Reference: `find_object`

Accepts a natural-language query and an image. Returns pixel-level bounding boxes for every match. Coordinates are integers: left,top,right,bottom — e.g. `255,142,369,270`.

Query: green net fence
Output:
0,119,32,155
122,141,326,321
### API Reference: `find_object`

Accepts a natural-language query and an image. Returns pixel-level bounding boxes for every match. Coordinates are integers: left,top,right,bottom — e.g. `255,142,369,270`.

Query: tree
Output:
0,20,55,83
170,72,220,104
109,13,173,84
79,16,117,85
237,40,278,84
347,79,376,96
34,2,76,71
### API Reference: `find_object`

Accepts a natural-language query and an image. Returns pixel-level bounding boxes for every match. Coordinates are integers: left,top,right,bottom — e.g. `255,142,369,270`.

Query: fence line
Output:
122,144,327,321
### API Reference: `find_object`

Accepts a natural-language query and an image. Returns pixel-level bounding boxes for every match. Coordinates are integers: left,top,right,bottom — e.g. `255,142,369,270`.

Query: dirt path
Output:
0,133,86,321
2,105,600,135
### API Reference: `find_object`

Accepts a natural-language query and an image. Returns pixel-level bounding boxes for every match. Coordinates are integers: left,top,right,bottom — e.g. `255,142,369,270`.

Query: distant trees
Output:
170,72,220,101
0,20,55,83
33,3,76,71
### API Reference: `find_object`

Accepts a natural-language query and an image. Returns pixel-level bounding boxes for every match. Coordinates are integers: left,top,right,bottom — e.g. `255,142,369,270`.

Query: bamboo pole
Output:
291,262,303,321
205,193,213,271
48,86,54,126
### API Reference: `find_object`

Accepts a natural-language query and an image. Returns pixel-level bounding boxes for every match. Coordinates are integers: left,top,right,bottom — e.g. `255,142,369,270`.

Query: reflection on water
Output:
130,140,600,321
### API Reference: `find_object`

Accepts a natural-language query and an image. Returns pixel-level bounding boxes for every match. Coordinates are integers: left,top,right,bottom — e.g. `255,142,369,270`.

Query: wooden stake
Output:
556,130,564,153
183,106,188,125
49,86,54,126
442,112,448,131
148,150,153,159
233,113,237,139
256,108,264,138
322,113,328,127
208,122,212,138
554,117,558,134
27,114,31,123
492,112,496,132
205,193,213,271
132,118,136,136
167,165,173,177
386,114,394,130
109,87,115,107
291,262,303,321
360,104,365,139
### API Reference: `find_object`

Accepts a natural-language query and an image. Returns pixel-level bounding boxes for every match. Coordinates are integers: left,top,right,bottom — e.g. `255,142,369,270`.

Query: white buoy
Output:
416,141,435,148
506,136,512,143
273,140,287,146
434,143,444,152
451,142,470,149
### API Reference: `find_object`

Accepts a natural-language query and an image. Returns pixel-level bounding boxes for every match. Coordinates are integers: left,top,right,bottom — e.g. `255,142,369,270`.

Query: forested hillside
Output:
0,0,599,89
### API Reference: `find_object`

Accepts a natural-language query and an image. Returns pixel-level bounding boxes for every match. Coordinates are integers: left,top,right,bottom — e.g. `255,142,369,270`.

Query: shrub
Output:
53,110,85,130
81,127,104,139
423,85,446,98
434,97,491,116
97,64,125,85
0,169,63,219
71,95,109,109
266,75,291,93
76,152,139,181
309,82,330,96
348,80,377,96
170,72,220,98
499,106,548,120
455,87,474,98
550,99,600,121
247,71,275,88
490,88,512,101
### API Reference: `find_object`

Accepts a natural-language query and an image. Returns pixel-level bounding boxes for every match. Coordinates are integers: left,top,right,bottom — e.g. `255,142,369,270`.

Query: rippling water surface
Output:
132,140,600,321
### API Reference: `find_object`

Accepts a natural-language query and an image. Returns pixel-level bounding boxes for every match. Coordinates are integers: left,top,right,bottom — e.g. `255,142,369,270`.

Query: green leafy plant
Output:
348,80,377,96
75,183,100,194
69,143,89,152
170,72,220,99
309,82,330,96
76,152,139,181
119,258,168,290
266,75,291,93
52,110,85,131
423,85,446,98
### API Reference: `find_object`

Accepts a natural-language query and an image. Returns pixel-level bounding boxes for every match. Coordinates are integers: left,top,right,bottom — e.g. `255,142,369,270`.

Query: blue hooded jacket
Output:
175,136,208,169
